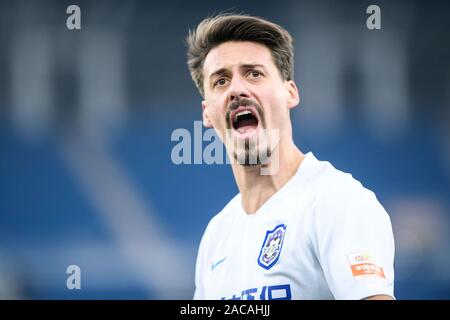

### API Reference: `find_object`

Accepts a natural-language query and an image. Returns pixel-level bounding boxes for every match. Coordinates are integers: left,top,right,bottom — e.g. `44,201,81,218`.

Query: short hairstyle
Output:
186,13,294,96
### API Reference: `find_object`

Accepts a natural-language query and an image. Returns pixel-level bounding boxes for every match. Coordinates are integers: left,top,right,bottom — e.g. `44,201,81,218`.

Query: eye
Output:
247,70,263,78
214,78,228,87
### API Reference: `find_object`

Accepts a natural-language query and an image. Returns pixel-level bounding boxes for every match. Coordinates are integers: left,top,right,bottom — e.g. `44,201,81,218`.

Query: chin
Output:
233,146,272,166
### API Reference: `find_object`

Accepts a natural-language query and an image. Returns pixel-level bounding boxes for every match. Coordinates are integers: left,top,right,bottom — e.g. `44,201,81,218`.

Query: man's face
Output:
201,41,299,166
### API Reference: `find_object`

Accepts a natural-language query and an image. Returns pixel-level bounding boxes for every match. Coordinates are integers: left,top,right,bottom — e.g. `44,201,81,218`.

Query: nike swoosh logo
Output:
211,256,227,271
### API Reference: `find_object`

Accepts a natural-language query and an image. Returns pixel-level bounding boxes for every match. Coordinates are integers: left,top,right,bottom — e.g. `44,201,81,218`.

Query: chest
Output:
204,199,326,299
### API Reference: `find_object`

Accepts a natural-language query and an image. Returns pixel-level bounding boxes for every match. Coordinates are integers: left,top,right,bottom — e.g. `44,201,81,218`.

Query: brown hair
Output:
186,13,294,96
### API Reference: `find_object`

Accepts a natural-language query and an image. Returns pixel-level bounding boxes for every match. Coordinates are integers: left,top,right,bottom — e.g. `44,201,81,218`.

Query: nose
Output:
228,76,251,102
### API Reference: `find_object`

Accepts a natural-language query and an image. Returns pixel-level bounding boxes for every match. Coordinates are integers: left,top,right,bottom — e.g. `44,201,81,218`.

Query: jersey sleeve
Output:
193,227,208,300
193,216,218,300
313,176,395,300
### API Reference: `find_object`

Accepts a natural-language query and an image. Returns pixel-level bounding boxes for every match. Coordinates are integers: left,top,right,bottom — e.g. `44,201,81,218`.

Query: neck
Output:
230,139,304,214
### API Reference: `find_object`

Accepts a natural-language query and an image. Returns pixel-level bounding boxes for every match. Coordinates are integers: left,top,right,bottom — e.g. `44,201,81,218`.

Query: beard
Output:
233,137,272,166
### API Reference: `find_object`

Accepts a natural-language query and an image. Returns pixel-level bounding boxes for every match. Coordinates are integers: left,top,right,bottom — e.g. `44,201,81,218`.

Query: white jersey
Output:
194,152,395,300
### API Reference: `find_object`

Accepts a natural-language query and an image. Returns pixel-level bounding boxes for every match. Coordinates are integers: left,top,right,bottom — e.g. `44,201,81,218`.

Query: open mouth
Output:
231,108,259,134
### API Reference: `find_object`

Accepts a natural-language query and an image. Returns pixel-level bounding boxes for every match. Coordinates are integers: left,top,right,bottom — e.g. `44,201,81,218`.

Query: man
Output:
186,13,395,300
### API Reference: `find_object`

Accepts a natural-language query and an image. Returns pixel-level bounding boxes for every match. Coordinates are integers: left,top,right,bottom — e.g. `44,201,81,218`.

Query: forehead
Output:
203,41,275,76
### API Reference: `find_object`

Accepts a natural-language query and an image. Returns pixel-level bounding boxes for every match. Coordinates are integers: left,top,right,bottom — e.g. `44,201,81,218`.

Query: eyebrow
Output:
240,64,267,71
208,68,229,80
208,64,268,80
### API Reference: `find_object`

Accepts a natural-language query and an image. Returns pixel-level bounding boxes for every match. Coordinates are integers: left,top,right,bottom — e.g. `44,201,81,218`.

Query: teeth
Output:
234,110,252,122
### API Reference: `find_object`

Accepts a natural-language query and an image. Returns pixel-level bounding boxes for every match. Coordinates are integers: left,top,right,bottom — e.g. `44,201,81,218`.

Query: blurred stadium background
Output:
0,0,449,299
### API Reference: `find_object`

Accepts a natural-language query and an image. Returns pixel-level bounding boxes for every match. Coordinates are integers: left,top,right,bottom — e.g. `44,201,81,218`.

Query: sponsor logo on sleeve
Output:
347,252,386,279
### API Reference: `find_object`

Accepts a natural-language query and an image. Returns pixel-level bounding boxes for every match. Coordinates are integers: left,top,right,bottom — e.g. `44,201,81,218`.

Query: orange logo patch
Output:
347,252,385,279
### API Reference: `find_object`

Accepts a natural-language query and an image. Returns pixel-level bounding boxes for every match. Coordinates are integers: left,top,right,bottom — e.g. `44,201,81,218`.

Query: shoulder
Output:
198,193,240,248
305,154,390,225
313,161,368,204
207,194,240,230
305,154,364,201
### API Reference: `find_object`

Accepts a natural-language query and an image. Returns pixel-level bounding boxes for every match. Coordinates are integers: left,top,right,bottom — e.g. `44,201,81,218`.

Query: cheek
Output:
206,102,227,130
210,104,224,122
262,92,287,128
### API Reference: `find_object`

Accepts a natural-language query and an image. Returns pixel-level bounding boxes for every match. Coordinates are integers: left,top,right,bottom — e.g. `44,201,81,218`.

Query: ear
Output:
202,100,213,128
286,80,300,109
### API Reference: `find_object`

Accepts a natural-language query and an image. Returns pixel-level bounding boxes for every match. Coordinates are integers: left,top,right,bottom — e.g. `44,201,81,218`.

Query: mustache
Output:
228,97,259,112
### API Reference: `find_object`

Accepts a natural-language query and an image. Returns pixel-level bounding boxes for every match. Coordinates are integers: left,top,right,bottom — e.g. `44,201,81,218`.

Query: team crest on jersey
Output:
258,224,287,270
